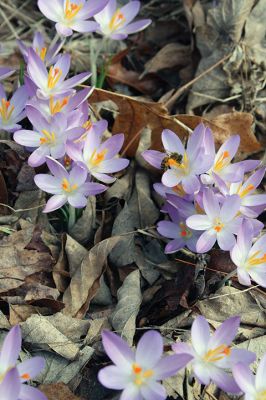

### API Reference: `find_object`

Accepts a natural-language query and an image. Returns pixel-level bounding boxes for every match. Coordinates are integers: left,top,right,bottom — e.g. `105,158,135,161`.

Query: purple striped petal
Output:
97,158,129,173
119,19,152,35
211,368,241,394
37,0,62,21
191,316,210,356
101,330,135,370
0,326,21,370
18,357,45,381
203,188,220,219
196,230,217,252
98,133,124,159
34,174,62,194
217,230,236,250
120,384,141,400
64,72,91,89
237,268,252,286
92,172,116,183
28,146,50,167
97,365,129,390
82,182,107,196
19,384,47,400
208,316,240,349
0,67,15,80
0,368,20,400
186,215,212,230
157,221,180,239
256,353,266,391
232,363,255,394
172,342,194,356
55,23,73,37
142,150,165,169
135,331,163,369
68,193,87,208
69,20,99,33
46,157,68,180
162,168,183,187
69,163,88,186
182,175,200,194
165,238,185,253
154,354,192,380
162,129,184,154
140,382,166,400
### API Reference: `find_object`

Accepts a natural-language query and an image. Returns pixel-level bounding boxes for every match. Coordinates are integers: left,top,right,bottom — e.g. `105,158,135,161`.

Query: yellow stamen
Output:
0,98,15,122
257,389,266,400
61,178,77,193
90,148,108,166
132,363,154,386
49,96,69,114
213,218,224,233
47,66,62,89
83,119,93,131
40,129,56,145
173,184,186,197
239,184,255,198
36,46,47,61
109,9,126,31
214,151,230,171
247,251,266,267
204,344,231,362
65,0,83,20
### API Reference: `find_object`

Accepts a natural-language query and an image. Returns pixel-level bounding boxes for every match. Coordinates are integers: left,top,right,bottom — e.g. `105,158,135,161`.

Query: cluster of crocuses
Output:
0,0,151,215
0,325,45,400
99,316,266,400
142,125,266,288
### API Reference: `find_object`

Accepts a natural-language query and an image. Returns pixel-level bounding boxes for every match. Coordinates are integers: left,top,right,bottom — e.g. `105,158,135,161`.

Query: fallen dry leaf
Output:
90,89,261,159
39,383,84,400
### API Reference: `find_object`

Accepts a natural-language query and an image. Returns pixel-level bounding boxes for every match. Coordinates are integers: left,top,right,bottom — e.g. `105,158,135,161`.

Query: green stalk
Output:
68,205,76,231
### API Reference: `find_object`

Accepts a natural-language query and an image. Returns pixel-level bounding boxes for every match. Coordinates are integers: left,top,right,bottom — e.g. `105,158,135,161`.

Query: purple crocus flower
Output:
17,31,62,66
34,157,106,212
201,135,260,184
94,0,151,40
232,353,266,400
27,50,90,99
172,316,256,393
98,330,192,400
0,66,15,80
0,325,46,400
0,84,28,132
186,188,241,252
38,0,108,37
230,219,266,287
153,182,194,201
142,124,214,194
14,106,85,167
157,195,201,253
67,120,129,183
214,168,266,218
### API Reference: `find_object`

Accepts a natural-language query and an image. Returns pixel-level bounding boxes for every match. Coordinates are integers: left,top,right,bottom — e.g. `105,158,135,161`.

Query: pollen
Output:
247,251,266,268
21,373,30,380
132,363,142,374
214,151,230,171
40,129,56,145
65,0,83,20
109,9,126,31
36,46,47,61
0,98,15,122
213,218,224,233
90,148,108,166
132,363,154,386
204,344,231,363
179,222,192,238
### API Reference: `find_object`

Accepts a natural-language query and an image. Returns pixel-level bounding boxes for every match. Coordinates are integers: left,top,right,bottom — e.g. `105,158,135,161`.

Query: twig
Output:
207,284,259,300
165,53,232,110
0,203,46,213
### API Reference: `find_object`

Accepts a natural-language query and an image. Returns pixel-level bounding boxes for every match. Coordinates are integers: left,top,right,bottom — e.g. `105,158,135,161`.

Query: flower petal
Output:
186,215,212,231
256,353,266,391
217,230,236,251
196,230,217,252
101,330,134,370
68,193,87,208
0,326,21,370
191,315,210,356
203,188,220,219
135,330,163,369
208,316,240,349
18,357,45,381
232,363,255,394
98,365,129,390
142,150,165,169
211,367,241,394
44,194,67,213
120,384,142,400
34,174,61,194
140,381,166,400
162,168,183,187
165,238,185,253
154,354,192,379
0,368,20,400
182,175,200,194
157,221,180,239
162,129,184,154
220,194,241,222
19,384,47,400
69,20,99,33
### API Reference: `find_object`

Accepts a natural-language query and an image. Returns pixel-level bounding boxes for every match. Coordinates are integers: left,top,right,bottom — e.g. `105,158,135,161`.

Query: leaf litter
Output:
1,0,266,399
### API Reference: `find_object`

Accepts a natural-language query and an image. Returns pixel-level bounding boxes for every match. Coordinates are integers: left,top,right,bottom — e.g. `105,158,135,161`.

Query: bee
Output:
161,152,183,171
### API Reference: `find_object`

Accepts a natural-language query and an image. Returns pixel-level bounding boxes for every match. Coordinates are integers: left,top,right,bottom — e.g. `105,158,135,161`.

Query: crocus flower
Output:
142,124,214,194
34,157,106,212
94,0,151,40
66,120,129,183
27,50,90,99
157,195,201,253
38,0,108,37
0,84,28,132
14,106,85,167
98,330,192,400
232,353,266,400
186,188,241,252
153,182,193,201
17,31,62,66
0,325,46,400
0,66,14,80
230,219,266,287
213,168,266,218
28,87,91,125
201,135,260,184
172,316,256,393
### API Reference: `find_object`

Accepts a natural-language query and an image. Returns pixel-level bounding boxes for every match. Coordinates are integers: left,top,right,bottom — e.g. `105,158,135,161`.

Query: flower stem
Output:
68,205,76,231
90,37,108,87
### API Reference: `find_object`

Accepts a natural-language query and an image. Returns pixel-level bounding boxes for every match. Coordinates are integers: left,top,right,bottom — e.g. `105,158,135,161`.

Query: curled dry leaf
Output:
110,269,142,345
39,383,84,400
90,89,261,159
63,236,120,318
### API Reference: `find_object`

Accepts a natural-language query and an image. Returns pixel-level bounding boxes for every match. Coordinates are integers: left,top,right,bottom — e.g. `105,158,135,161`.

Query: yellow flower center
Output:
49,96,69,115
213,218,224,233
40,129,56,145
247,251,266,269
204,344,231,363
109,9,126,31
65,0,83,20
172,184,186,197
132,363,154,386
61,178,77,193
35,46,47,61
90,148,108,166
47,66,62,89
214,151,230,172
0,98,14,122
